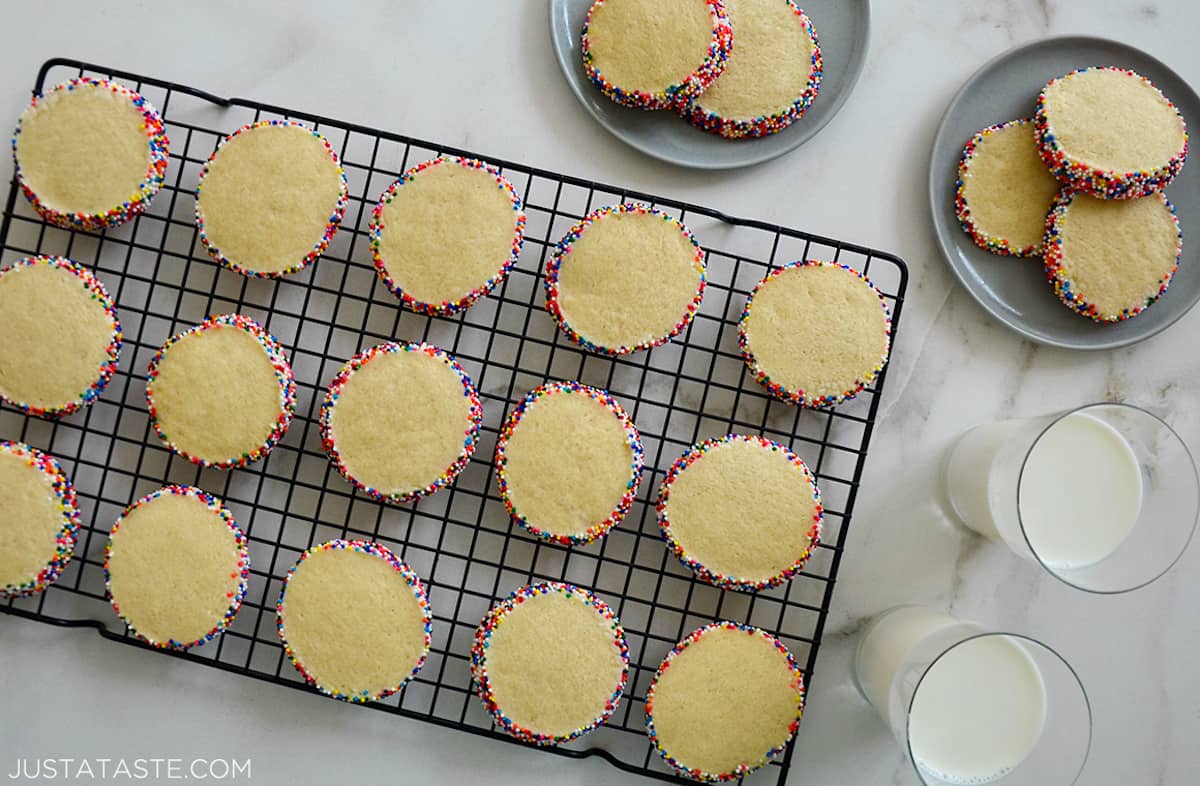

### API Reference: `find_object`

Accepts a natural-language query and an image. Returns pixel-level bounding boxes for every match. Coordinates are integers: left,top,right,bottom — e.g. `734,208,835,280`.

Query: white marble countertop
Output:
2,1,1198,784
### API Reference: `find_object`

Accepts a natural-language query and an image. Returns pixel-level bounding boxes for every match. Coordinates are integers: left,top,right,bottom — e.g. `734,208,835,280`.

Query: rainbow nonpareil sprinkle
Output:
145,313,296,469
656,433,822,591
370,156,526,316
494,380,644,546
0,441,80,598
276,539,433,703
195,120,349,278
319,341,482,505
0,255,122,419
104,484,249,650
470,581,629,746
955,118,1047,258
11,78,169,231
644,621,805,782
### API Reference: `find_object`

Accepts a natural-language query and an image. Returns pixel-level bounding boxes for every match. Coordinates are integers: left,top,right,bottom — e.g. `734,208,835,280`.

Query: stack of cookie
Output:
580,0,823,139
955,66,1188,323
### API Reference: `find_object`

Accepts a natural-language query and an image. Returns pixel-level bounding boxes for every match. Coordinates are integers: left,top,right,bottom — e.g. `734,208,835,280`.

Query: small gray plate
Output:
548,0,870,169
929,35,1200,350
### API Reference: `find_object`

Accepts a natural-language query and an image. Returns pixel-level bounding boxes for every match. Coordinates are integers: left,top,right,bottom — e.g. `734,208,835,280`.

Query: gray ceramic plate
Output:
929,36,1200,350
548,0,870,169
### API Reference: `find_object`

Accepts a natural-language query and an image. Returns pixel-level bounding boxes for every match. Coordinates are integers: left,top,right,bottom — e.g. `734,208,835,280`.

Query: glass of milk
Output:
853,605,1091,785
943,403,1198,593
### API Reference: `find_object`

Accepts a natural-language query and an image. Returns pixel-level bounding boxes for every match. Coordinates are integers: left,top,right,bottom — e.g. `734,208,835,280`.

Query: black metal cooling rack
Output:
0,57,908,785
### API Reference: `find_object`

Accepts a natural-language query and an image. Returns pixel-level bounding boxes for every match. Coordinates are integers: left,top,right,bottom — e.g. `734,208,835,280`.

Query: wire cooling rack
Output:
1,57,908,785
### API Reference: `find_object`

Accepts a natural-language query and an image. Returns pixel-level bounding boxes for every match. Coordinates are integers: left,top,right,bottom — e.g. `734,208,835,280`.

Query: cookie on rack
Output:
370,156,526,315
471,582,628,745
581,0,732,110
145,314,295,469
104,485,249,650
738,260,891,407
955,118,1063,257
11,77,169,231
495,381,644,545
320,342,482,504
195,120,349,277
545,203,706,355
276,540,432,703
1042,189,1182,322
656,434,822,591
0,255,121,418
1035,66,1188,199
677,0,822,139
0,441,80,598
645,621,805,782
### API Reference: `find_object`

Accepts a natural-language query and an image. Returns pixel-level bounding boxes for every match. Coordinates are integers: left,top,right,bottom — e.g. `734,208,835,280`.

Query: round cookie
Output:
195,120,349,277
471,582,629,745
0,441,79,597
738,260,891,407
545,203,706,355
320,342,482,504
146,314,296,469
581,0,732,110
495,381,644,545
645,622,805,782
956,119,1064,257
370,156,526,315
0,255,121,418
104,485,249,650
12,77,169,231
1042,189,1182,322
1035,66,1189,200
678,0,822,139
657,434,822,590
276,540,432,703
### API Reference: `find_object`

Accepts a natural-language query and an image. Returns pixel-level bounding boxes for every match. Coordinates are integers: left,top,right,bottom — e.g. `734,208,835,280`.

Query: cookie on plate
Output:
12,77,169,230
471,582,629,745
678,0,822,139
646,622,805,782
0,441,79,598
581,0,732,110
145,314,295,469
657,434,822,591
545,203,706,355
739,260,891,407
195,120,349,277
1035,66,1188,199
1042,189,1182,322
320,342,482,504
495,381,644,545
0,255,121,418
370,156,525,315
956,118,1063,257
105,485,249,649
276,540,432,703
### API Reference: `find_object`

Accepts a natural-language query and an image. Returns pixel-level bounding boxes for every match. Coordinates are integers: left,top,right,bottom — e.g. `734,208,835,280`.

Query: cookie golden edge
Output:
0,255,122,419
0,441,80,598
955,118,1045,258
103,484,249,650
275,539,433,703
1035,66,1189,200
194,119,349,278
470,581,630,746
656,433,823,591
738,259,893,408
644,621,806,782
494,380,645,546
12,77,170,231
318,341,483,505
1042,188,1183,323
369,156,526,316
581,0,733,111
